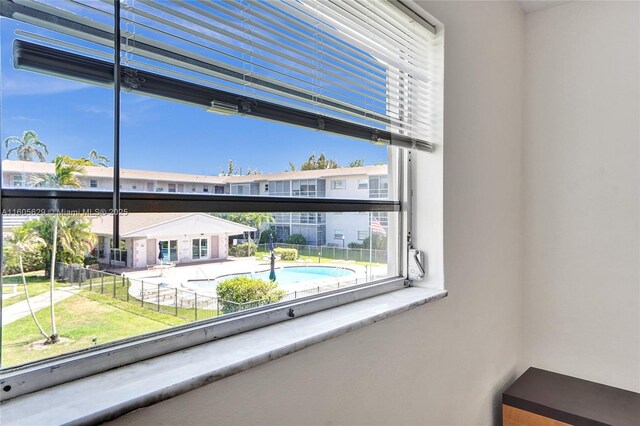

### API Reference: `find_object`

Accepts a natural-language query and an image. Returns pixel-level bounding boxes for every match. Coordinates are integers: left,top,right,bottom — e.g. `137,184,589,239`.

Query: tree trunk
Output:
48,216,59,343
19,254,49,339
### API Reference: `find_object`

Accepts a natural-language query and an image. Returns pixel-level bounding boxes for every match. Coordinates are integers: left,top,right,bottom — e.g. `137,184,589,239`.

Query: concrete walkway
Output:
2,288,79,326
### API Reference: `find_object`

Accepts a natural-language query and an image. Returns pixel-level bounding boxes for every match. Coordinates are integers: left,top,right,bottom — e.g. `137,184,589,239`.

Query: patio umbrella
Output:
269,234,276,282
158,241,164,262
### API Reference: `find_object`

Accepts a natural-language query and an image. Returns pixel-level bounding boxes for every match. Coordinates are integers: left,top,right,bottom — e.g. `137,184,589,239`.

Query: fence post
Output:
101,273,104,294
175,288,178,316
113,274,116,298
141,280,144,307
194,293,198,321
126,278,130,302
157,284,161,312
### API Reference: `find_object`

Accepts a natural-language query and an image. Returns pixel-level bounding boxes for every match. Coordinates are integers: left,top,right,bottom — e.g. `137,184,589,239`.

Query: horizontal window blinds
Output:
2,0,442,150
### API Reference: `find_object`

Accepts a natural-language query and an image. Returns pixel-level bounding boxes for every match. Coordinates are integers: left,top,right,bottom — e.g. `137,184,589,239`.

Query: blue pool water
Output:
190,266,354,290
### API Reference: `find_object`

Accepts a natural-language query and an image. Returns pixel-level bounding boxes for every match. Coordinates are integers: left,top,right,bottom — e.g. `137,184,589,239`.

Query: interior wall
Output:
521,1,640,392
111,1,525,425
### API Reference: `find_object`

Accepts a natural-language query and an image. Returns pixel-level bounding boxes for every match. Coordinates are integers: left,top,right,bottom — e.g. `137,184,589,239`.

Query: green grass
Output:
2,272,71,308
1,290,188,367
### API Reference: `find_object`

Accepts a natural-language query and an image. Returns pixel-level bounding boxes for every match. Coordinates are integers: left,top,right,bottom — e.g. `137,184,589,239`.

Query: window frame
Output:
0,0,438,401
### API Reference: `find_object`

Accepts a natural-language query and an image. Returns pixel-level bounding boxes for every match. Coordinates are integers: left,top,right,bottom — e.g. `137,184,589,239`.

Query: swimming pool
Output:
189,266,355,291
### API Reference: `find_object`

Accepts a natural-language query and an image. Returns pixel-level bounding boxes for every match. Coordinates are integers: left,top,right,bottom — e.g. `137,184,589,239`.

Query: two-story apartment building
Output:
2,160,389,248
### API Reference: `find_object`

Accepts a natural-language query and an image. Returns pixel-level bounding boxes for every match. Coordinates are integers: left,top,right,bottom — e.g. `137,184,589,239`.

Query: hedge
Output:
274,247,298,260
229,241,257,257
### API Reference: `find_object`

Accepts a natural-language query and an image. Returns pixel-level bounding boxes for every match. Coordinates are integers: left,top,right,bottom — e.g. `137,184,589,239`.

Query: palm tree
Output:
4,226,49,340
28,156,87,343
87,150,110,167
29,156,85,189
4,130,49,162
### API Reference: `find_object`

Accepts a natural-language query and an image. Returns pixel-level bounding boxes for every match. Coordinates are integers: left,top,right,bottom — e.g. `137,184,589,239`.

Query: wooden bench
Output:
503,367,640,426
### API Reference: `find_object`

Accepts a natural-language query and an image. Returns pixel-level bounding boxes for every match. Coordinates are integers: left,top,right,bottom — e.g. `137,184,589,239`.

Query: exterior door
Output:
210,236,219,258
147,239,156,265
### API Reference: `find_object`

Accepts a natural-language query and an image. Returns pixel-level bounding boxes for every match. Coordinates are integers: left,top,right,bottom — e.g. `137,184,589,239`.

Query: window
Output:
159,240,178,263
12,175,23,187
90,179,98,188
132,185,137,190
0,0,441,400
331,180,346,190
177,184,184,192
358,231,368,241
369,176,389,199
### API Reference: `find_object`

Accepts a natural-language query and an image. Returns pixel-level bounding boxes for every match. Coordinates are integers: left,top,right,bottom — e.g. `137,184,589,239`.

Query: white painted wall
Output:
521,1,640,392
110,1,525,425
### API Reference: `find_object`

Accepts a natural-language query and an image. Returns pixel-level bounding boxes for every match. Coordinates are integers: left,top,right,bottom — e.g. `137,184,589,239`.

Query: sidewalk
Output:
2,288,79,326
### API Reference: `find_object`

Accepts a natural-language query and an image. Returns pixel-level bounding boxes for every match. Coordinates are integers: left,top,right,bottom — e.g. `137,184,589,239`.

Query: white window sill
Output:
0,287,447,425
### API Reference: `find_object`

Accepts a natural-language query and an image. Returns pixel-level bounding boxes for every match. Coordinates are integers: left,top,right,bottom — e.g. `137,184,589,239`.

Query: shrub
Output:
258,229,277,244
229,241,257,257
84,255,98,266
284,234,307,245
362,234,387,249
216,277,285,313
2,246,45,275
348,242,364,249
274,247,298,260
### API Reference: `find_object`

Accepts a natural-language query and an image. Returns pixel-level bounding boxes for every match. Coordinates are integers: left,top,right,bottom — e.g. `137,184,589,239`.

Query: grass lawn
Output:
2,272,71,308
1,290,187,367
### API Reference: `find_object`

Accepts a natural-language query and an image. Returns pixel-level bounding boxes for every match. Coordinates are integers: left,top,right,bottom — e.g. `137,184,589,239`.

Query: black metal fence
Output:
55,263,218,321
55,262,384,320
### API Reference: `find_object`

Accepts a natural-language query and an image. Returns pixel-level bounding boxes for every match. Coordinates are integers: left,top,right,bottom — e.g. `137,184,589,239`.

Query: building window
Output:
357,231,368,241
12,175,23,187
177,184,184,192
168,183,176,193
90,179,98,188
358,179,368,190
132,185,137,190
331,180,345,190
156,187,164,192
203,187,209,193
334,230,344,240
146,182,154,192
369,176,389,199
214,185,225,194
159,240,178,262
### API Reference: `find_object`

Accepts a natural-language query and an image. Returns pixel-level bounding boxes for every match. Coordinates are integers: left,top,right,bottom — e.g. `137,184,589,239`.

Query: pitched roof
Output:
91,213,255,238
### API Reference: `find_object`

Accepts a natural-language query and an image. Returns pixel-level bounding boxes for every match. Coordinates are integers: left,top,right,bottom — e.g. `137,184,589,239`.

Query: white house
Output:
90,213,255,268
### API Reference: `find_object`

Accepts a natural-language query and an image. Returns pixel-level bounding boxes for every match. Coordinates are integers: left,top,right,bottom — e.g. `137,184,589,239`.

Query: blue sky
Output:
0,18,387,176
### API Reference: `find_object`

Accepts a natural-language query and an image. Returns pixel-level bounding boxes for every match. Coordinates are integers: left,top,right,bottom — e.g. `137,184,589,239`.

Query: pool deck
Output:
123,256,386,296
